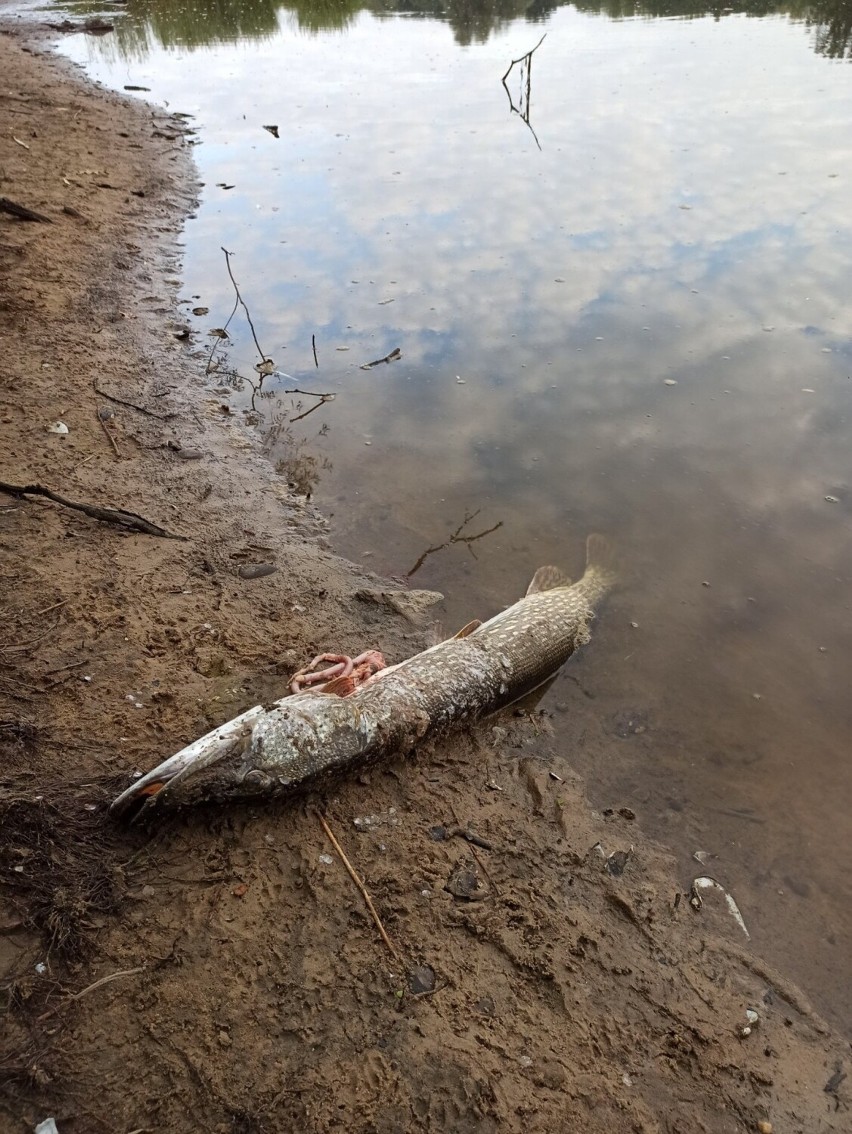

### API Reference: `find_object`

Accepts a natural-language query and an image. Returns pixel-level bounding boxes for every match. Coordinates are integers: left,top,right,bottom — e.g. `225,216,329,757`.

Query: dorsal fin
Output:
526,566,572,595
453,619,481,639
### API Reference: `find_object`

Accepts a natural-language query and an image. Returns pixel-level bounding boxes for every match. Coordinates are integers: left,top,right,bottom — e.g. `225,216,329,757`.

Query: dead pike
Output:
111,535,617,816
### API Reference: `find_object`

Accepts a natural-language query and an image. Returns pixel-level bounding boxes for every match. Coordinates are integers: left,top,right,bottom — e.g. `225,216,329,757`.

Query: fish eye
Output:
241,769,272,790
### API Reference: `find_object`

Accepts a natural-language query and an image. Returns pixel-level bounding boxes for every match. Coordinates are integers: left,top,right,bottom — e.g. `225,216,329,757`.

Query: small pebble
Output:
757,1122,773,1134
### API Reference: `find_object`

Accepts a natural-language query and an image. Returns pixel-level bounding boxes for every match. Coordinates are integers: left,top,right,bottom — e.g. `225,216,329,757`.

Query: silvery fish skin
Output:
111,535,617,816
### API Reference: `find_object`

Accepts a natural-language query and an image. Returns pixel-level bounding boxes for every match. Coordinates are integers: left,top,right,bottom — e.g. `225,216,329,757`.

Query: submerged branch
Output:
406,509,503,577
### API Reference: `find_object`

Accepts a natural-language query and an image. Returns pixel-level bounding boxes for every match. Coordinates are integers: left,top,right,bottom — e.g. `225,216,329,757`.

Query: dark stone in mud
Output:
238,563,277,579
407,964,436,994
605,849,633,877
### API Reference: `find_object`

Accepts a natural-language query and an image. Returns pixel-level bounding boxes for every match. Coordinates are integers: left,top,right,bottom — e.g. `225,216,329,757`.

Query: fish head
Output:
110,694,367,818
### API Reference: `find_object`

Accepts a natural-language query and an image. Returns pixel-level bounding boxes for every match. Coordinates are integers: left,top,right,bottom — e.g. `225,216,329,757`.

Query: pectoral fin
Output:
453,619,482,639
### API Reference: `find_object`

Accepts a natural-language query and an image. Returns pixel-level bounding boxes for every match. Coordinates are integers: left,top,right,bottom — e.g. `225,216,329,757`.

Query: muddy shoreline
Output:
1,20,849,1134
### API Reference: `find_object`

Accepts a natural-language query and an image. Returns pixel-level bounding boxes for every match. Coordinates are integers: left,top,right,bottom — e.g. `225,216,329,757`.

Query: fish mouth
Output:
110,705,264,818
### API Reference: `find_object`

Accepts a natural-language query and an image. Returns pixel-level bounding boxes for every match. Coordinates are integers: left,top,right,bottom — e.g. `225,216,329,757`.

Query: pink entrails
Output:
290,649,387,695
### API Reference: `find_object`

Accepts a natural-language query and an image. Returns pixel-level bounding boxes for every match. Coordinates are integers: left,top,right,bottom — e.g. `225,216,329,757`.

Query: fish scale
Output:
111,535,617,815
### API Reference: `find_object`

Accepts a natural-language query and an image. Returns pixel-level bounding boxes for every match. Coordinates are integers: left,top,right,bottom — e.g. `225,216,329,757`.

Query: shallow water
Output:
51,0,852,1032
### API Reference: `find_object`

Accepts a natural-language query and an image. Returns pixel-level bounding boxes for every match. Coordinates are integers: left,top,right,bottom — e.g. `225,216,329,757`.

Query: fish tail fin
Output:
581,533,619,601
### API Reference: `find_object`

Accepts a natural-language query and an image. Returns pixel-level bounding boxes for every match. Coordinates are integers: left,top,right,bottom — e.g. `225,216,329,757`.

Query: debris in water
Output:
664,379,678,386
825,495,839,503
360,347,401,370
263,125,280,138
191,306,209,316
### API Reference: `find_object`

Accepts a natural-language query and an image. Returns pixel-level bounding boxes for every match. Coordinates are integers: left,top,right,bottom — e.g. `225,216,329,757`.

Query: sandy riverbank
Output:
1,19,849,1134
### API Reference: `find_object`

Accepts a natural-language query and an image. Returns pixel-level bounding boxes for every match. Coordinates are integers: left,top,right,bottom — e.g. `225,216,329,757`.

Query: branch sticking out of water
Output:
502,33,546,151
406,509,503,578
285,389,336,424
221,246,269,364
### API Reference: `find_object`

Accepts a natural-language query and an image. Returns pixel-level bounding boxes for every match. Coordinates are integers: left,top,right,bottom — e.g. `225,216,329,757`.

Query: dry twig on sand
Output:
316,811,402,962
0,481,186,539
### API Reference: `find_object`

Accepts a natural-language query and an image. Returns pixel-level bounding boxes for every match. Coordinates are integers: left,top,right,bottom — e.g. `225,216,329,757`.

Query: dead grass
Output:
0,776,135,961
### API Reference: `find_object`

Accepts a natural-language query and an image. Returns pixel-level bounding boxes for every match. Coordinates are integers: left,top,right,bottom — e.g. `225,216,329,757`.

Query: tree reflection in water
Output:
55,0,852,59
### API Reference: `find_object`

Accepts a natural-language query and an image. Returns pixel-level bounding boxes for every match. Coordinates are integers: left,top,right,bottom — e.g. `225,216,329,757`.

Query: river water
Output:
49,0,851,1033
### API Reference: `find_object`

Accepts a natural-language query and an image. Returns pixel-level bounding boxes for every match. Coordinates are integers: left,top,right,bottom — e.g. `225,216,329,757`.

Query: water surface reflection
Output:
54,0,852,1031
56,0,852,55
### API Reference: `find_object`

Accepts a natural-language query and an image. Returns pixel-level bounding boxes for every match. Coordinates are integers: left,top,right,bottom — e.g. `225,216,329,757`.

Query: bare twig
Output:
92,379,176,420
1,619,61,656
406,509,503,577
37,966,144,1021
502,33,546,151
33,599,68,617
0,481,186,540
360,347,401,371
501,32,547,80
221,246,268,363
282,387,335,399
204,293,239,375
97,409,121,458
312,333,319,369
289,394,335,424
0,195,52,223
450,804,499,896
316,811,402,962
